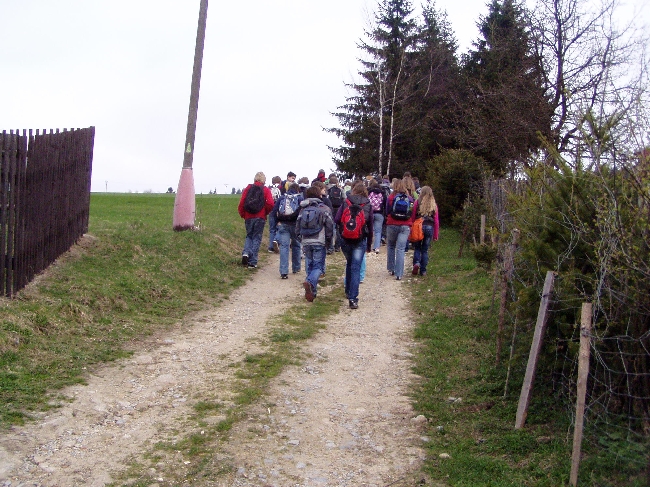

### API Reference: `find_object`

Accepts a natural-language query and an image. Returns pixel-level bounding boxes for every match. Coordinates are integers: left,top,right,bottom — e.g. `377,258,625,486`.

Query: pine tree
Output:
327,0,419,178
462,0,552,175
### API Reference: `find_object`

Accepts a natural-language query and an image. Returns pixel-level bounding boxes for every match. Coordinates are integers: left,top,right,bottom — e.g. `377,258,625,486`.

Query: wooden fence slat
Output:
515,270,556,429
0,127,94,297
570,302,592,486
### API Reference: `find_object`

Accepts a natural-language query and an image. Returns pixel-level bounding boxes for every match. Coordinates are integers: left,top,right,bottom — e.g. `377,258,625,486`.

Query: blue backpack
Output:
298,205,324,237
277,193,300,220
391,193,411,220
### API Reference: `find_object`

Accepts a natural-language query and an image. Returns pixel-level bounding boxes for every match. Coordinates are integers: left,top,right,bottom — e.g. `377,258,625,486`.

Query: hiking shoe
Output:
349,299,359,309
303,281,315,302
273,241,280,253
412,264,420,276
241,254,249,266
281,274,288,279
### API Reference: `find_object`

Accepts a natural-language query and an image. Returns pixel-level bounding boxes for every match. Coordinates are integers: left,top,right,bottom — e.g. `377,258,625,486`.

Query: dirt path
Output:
0,250,427,486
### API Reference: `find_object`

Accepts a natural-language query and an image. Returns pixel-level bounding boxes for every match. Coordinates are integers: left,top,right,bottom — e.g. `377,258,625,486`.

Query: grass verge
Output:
408,228,648,486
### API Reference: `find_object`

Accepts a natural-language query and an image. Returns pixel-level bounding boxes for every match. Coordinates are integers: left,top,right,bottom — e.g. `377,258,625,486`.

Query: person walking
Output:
411,185,439,276
327,175,344,252
272,182,303,279
267,176,282,253
280,171,296,195
296,186,333,302
238,172,275,268
335,181,373,309
385,178,417,280
367,179,386,254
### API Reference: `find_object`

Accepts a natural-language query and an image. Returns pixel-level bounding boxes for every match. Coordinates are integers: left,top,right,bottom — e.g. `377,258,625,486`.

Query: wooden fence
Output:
0,127,95,297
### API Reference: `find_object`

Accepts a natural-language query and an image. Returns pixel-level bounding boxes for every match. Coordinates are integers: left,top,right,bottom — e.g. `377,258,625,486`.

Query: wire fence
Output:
480,175,650,479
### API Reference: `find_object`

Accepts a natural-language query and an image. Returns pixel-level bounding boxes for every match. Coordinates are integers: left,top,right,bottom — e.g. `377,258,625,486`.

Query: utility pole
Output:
173,0,209,230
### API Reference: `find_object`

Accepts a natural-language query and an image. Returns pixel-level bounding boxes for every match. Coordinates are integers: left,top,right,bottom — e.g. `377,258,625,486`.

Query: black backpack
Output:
243,184,265,214
328,186,344,208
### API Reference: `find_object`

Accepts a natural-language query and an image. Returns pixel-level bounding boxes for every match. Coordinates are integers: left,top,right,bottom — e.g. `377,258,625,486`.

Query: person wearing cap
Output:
311,169,326,185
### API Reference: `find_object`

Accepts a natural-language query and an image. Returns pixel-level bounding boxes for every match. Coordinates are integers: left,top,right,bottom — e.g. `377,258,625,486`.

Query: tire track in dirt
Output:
0,251,426,486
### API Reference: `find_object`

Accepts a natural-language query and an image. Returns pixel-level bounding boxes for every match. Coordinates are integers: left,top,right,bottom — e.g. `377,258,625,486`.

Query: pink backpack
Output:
368,191,383,212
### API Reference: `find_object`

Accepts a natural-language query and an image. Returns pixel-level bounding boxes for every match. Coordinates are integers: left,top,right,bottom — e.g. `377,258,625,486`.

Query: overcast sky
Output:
2,0,648,194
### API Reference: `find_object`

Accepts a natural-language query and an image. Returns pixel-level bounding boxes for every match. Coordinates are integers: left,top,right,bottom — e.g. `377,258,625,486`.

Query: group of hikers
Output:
237,169,439,309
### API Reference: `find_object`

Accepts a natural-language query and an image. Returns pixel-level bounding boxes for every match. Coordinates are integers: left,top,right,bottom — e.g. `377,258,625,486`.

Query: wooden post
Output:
480,214,486,245
496,229,519,365
515,270,556,429
570,303,592,486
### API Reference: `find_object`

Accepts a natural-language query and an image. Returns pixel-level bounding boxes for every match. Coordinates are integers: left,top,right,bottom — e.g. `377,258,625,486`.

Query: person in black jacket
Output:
334,181,373,309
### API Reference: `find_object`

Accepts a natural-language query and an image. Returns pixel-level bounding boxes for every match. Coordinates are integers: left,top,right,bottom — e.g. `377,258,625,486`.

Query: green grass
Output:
0,193,248,427
408,228,648,487
2,194,644,486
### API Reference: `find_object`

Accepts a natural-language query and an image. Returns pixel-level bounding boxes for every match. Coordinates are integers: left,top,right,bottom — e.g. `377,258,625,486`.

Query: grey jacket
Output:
295,197,334,247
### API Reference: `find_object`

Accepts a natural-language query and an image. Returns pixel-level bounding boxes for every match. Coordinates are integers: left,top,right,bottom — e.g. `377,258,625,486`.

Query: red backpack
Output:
339,199,366,241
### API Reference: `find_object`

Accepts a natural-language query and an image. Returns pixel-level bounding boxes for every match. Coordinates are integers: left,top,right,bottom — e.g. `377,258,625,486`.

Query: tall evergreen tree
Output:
462,0,552,176
404,1,462,177
327,0,419,178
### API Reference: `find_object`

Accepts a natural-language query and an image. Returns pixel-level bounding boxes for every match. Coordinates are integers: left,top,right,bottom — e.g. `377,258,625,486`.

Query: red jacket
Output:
238,182,275,219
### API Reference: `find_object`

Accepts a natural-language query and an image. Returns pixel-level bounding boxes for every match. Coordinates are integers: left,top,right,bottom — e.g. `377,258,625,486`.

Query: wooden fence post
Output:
480,214,486,245
515,270,556,429
570,302,592,486
496,229,519,365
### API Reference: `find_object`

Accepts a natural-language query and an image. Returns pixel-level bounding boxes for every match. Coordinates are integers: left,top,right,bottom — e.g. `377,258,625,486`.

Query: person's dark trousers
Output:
243,217,265,266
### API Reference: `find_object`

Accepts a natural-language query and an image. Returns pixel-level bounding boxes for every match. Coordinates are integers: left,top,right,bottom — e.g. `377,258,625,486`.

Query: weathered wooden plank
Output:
515,270,556,429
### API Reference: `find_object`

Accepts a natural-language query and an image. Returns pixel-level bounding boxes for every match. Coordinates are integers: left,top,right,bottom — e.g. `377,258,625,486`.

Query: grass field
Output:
0,193,644,486
0,193,249,426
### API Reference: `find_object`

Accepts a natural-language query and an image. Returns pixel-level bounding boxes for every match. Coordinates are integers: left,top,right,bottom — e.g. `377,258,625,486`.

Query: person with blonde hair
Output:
402,175,417,198
385,178,417,280
411,185,439,276
238,172,275,268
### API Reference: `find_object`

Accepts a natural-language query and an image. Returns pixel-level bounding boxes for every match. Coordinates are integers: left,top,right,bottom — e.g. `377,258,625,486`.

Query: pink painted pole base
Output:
173,168,196,231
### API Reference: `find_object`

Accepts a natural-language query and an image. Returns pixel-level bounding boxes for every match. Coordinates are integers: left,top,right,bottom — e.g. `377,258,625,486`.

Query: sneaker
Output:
420,271,427,276
335,248,341,252
348,299,359,309
281,274,288,279
374,249,379,254
396,276,402,281
273,241,280,253
412,264,420,276
268,248,274,253
303,281,315,302
248,263,257,269
389,270,395,276
241,254,249,266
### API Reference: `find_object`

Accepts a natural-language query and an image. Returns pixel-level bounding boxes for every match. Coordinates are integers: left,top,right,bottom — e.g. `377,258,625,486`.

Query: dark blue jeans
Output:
243,218,265,265
267,212,278,250
341,238,366,301
303,244,326,294
412,225,434,274
277,222,301,275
